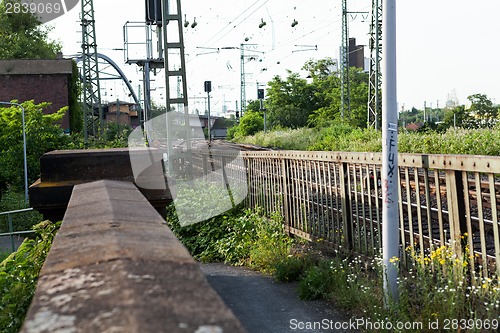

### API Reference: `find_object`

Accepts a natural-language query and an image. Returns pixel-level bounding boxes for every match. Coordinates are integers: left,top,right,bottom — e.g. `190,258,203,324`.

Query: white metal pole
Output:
381,0,399,305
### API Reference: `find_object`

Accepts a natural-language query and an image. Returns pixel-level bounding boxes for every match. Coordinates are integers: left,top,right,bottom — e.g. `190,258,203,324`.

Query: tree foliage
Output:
304,59,369,128
263,58,369,130
266,71,319,129
466,93,498,128
0,101,68,190
68,60,83,133
0,0,61,59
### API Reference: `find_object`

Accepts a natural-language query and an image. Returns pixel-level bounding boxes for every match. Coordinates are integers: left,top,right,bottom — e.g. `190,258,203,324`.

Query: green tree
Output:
68,60,82,133
235,110,264,137
0,101,68,190
0,0,61,59
266,71,319,129
303,59,368,128
440,105,470,130
466,93,498,128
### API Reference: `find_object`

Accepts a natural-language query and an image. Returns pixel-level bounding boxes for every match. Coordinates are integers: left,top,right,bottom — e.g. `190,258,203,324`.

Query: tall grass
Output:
277,243,499,333
235,124,500,155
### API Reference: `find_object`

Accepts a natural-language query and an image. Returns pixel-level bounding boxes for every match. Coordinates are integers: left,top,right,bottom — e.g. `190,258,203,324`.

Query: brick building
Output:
105,100,140,128
0,59,74,131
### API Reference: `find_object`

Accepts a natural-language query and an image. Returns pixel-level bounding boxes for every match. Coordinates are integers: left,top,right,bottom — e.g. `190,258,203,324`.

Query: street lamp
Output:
0,101,28,205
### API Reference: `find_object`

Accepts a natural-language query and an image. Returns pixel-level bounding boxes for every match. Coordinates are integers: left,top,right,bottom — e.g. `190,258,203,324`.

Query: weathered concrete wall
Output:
21,180,246,333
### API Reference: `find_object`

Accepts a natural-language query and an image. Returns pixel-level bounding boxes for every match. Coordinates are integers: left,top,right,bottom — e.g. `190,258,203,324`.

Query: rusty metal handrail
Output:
185,149,500,277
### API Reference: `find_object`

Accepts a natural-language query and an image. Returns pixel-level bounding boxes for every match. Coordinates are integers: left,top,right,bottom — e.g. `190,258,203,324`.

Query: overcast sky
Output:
47,0,500,113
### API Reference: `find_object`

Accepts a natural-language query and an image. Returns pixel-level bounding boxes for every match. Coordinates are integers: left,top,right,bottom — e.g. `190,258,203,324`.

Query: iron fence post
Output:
339,161,353,250
445,170,467,258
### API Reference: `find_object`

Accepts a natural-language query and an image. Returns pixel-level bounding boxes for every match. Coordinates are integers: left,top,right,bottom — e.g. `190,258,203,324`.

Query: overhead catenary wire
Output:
200,0,269,48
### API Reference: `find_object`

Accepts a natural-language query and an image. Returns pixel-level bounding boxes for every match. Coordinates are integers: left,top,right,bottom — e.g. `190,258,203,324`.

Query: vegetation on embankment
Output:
167,205,500,333
0,220,60,333
233,123,500,156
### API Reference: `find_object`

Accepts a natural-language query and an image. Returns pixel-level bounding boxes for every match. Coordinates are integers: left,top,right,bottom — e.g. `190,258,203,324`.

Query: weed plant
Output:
278,244,499,332
274,255,314,283
168,205,499,332
167,205,293,270
0,220,60,333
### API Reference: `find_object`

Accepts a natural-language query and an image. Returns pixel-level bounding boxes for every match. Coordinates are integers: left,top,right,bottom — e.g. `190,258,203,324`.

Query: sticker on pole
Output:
2,0,80,24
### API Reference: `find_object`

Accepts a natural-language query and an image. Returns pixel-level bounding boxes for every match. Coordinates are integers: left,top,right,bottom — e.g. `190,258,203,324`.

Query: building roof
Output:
0,59,73,75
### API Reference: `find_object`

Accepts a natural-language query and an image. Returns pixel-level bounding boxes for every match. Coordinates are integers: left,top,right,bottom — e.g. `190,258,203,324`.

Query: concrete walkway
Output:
0,235,23,254
200,263,358,333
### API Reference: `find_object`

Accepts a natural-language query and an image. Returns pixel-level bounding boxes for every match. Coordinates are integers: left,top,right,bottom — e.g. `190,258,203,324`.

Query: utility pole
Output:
424,101,427,122
368,0,382,129
381,0,399,306
80,0,103,140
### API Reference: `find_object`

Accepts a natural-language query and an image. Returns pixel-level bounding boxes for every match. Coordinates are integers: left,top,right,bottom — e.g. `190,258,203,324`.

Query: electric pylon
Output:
161,0,189,115
160,0,190,174
367,0,382,129
340,0,349,120
80,0,103,140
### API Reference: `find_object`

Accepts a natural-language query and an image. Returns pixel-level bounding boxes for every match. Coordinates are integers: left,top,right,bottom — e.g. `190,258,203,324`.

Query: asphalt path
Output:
200,263,359,333
0,235,23,254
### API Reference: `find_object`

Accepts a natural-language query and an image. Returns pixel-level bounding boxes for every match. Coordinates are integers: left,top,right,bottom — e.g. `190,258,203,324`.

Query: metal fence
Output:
0,208,35,253
185,149,500,277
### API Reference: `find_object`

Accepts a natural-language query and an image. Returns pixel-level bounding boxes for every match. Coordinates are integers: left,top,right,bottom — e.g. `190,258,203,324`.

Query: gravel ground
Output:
200,263,359,333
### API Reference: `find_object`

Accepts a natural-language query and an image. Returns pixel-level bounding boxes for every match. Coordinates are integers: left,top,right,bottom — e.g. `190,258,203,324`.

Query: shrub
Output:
297,262,336,300
274,255,312,283
167,205,293,270
0,220,60,333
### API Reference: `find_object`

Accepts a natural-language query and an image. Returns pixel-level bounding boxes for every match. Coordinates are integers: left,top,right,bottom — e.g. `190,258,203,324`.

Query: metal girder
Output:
340,0,350,120
368,0,382,129
73,53,140,106
80,0,103,140
162,0,188,114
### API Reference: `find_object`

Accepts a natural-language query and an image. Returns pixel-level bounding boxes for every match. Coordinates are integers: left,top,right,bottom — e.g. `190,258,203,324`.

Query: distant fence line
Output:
184,149,500,277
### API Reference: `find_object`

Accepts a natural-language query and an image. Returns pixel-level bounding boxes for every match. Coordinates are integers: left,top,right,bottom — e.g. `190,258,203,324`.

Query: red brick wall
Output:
0,74,71,130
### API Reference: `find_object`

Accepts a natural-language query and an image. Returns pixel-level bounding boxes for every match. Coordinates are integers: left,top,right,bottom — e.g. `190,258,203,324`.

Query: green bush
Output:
0,220,60,333
0,188,42,233
273,255,313,283
167,205,293,270
297,262,336,300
